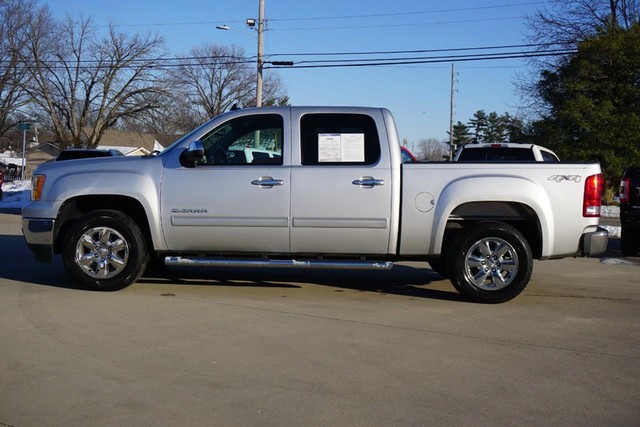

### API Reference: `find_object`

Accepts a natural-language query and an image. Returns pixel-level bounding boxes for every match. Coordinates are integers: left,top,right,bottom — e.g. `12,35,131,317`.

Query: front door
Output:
161,113,290,253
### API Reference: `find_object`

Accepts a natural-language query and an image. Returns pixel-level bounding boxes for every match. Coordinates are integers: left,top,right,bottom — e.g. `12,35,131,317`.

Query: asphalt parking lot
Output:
0,212,638,426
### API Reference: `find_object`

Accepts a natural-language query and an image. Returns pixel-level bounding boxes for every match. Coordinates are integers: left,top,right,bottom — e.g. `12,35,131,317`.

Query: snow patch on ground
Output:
1,180,31,209
601,205,620,218
601,258,639,265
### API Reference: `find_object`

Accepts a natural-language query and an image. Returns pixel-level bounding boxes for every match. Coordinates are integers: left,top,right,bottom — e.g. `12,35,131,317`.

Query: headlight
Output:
31,174,46,201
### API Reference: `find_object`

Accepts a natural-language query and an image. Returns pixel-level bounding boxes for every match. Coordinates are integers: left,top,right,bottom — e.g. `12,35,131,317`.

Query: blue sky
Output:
46,0,548,148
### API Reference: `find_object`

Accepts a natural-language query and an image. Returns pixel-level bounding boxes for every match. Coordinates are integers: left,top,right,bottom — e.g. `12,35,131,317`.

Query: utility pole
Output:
19,122,31,181
448,63,455,161
256,0,264,107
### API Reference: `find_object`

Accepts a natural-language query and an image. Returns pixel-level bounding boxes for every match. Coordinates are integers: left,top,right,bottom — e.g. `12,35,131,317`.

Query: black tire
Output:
621,225,640,257
447,221,533,303
62,210,149,291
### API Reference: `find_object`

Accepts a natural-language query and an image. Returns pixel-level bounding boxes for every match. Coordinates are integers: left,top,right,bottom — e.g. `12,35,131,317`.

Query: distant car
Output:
226,146,282,164
454,143,559,162
619,167,640,256
400,146,417,163
57,148,124,161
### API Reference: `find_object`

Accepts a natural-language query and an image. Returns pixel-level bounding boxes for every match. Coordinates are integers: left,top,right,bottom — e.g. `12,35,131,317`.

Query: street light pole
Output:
216,0,265,108
256,0,265,107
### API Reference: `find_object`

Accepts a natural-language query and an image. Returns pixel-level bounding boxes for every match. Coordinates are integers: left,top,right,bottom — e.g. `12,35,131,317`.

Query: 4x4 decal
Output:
548,175,582,183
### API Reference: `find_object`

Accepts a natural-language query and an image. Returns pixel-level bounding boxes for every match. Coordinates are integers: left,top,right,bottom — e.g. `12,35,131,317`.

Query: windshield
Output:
156,119,217,156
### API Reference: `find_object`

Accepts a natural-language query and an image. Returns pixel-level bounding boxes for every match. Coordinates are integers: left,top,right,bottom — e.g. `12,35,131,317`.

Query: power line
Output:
288,49,575,66
268,2,546,21
266,50,577,69
269,43,563,57
271,16,522,31
95,1,545,28
1,43,569,67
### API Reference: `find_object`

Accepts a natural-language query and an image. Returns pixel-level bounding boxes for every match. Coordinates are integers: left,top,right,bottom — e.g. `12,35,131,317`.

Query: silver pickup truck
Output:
22,107,608,303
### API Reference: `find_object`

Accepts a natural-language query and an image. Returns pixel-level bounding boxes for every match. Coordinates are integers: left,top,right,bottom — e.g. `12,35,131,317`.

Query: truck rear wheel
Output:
447,221,533,303
62,210,149,291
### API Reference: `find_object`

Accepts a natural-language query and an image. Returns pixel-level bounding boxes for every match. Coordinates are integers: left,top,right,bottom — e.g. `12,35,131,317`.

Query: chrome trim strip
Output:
171,216,289,227
292,217,388,229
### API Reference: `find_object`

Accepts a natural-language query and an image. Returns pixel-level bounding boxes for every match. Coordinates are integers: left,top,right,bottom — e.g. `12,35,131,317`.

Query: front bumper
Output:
579,226,608,256
22,218,55,262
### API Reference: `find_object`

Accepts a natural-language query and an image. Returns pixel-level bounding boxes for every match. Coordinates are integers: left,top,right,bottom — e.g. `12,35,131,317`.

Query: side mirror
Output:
180,140,205,167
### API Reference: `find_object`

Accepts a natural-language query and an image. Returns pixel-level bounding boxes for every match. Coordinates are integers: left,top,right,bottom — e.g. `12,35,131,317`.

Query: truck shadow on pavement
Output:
138,264,464,302
0,235,78,288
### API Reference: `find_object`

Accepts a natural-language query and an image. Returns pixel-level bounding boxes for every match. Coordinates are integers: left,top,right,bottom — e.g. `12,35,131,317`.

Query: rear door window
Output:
300,113,381,165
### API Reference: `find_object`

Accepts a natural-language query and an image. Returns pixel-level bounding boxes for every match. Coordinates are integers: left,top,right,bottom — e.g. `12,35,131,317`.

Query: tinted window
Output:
199,114,283,166
458,147,535,161
300,113,381,165
541,151,559,162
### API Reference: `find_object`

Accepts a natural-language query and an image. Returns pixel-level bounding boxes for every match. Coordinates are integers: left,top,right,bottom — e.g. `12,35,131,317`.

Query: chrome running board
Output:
164,257,393,271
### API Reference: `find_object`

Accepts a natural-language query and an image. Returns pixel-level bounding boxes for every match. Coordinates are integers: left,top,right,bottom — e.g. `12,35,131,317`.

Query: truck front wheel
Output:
62,210,149,291
447,221,533,303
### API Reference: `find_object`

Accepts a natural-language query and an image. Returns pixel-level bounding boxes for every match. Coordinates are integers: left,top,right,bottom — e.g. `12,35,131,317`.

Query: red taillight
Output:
583,174,603,217
620,178,630,203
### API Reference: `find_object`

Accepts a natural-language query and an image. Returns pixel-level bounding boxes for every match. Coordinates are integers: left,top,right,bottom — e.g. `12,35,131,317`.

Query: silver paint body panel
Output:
21,106,605,261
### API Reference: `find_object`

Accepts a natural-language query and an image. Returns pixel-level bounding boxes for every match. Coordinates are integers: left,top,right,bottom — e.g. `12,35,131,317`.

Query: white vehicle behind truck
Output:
455,142,560,162
22,107,608,303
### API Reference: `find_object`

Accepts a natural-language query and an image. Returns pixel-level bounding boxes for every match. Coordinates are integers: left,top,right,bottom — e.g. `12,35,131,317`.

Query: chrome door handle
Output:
252,176,284,188
352,176,385,187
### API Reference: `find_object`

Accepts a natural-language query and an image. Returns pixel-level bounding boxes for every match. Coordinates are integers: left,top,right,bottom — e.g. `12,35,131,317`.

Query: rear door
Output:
289,111,393,254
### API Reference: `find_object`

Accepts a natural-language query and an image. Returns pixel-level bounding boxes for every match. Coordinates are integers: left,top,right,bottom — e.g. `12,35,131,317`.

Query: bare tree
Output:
167,43,288,126
0,0,33,140
21,13,167,147
416,138,448,161
167,44,256,125
527,0,639,48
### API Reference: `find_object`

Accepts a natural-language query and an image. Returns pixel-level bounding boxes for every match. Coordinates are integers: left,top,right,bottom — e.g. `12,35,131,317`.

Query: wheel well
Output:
54,195,153,254
443,202,543,258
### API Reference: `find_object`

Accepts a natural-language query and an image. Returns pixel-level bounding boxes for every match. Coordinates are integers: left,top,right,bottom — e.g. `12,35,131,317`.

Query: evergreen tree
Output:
531,23,640,186
451,121,472,146
485,112,508,142
468,110,488,143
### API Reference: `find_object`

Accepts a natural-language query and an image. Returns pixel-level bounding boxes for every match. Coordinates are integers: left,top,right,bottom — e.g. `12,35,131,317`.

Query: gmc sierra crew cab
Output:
22,107,608,303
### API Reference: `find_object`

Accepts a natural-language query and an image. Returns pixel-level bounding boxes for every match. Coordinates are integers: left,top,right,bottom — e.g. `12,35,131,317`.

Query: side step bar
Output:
164,257,393,271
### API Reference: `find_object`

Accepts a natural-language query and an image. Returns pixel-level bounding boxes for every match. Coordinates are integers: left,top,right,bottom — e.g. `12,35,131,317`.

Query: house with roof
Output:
0,130,168,180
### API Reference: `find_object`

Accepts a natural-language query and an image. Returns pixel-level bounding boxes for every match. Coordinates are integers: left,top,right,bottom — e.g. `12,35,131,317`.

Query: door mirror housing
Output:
180,140,205,167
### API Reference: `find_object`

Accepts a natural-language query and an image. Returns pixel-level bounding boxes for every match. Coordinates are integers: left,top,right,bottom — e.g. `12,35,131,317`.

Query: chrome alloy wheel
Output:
463,237,519,291
75,226,130,279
